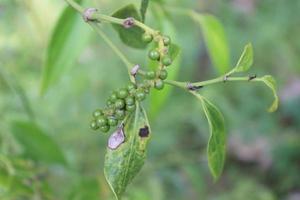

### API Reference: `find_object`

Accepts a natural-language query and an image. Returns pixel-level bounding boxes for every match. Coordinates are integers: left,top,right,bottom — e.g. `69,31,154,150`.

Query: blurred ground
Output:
0,0,300,199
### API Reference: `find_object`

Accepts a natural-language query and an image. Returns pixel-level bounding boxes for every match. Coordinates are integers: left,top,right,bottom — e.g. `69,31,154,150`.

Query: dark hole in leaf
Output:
139,126,149,138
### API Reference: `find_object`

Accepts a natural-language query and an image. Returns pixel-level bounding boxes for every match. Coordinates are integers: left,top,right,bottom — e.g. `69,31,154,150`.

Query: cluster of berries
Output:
90,83,149,133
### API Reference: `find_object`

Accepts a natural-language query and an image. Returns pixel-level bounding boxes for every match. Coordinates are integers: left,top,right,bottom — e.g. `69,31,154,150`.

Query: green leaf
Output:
140,0,149,22
260,75,279,112
104,104,151,199
112,4,147,49
10,121,66,165
40,0,91,95
192,13,230,74
149,8,181,119
194,94,226,180
233,43,253,73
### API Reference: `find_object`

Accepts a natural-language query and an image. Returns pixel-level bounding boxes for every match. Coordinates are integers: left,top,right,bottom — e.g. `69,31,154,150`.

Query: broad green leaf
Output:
140,0,149,22
191,13,230,75
40,0,91,95
260,75,279,112
10,121,66,165
104,104,151,199
112,4,147,49
194,94,226,180
149,7,181,120
233,43,253,73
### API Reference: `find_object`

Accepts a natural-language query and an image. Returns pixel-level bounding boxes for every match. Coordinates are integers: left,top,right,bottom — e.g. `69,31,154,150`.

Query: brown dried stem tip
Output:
82,8,98,22
123,17,135,28
187,82,203,91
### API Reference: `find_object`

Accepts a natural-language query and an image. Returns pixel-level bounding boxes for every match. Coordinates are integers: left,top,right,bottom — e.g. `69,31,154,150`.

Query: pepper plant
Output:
42,0,279,199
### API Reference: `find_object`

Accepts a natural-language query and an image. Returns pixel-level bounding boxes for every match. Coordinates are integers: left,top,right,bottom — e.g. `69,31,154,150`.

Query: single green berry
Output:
115,99,125,109
155,79,165,90
162,56,172,66
148,49,160,60
159,69,168,80
127,83,137,91
115,110,126,120
126,104,136,112
97,116,108,126
108,117,118,127
117,88,129,99
125,96,135,106
106,100,113,107
142,33,153,43
90,120,99,130
163,35,171,46
93,109,103,118
110,92,118,103
100,125,110,133
146,70,156,79
136,91,146,101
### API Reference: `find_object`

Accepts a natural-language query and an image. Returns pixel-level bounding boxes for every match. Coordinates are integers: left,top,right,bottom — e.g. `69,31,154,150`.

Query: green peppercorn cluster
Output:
90,83,150,132
142,32,173,91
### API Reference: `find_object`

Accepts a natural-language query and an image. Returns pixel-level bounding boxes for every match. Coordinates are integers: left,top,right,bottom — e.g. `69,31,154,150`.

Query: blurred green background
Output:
1,0,300,199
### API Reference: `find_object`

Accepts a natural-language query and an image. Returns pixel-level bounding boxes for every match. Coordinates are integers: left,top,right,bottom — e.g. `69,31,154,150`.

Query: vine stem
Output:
165,76,262,90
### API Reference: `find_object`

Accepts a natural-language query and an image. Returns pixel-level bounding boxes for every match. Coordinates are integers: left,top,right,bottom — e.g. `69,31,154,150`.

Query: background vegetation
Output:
0,0,299,199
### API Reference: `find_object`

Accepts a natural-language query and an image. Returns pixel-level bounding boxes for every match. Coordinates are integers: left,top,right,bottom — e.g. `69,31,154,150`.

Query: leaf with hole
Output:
112,4,147,49
104,105,151,199
40,0,91,95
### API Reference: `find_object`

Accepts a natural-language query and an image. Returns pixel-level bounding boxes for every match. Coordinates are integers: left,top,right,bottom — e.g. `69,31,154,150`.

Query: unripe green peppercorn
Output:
110,92,118,103
117,88,129,99
106,100,113,107
148,49,160,60
100,125,110,133
127,83,137,91
142,33,153,43
97,116,108,126
125,96,135,106
136,91,146,101
93,109,103,118
146,70,156,79
106,108,116,116
159,69,168,80
90,120,99,130
155,79,165,90
115,99,125,109
163,35,171,46
162,56,172,66
126,104,136,112
108,118,118,127
115,110,126,120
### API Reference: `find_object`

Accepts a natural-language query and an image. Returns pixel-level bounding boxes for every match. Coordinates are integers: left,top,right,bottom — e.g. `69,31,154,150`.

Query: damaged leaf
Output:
104,104,151,199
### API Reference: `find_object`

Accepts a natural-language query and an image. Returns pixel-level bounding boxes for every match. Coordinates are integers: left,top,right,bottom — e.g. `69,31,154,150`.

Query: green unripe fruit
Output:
127,83,137,91
155,79,165,90
110,92,118,103
93,109,103,118
159,70,168,80
125,96,135,106
163,35,171,46
115,99,125,109
117,88,129,99
148,49,160,60
106,100,113,107
90,120,99,130
100,125,110,133
97,116,108,126
162,56,172,66
108,118,118,127
136,91,146,101
126,104,136,112
115,110,126,120
129,88,136,96
146,71,156,79
142,33,153,43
